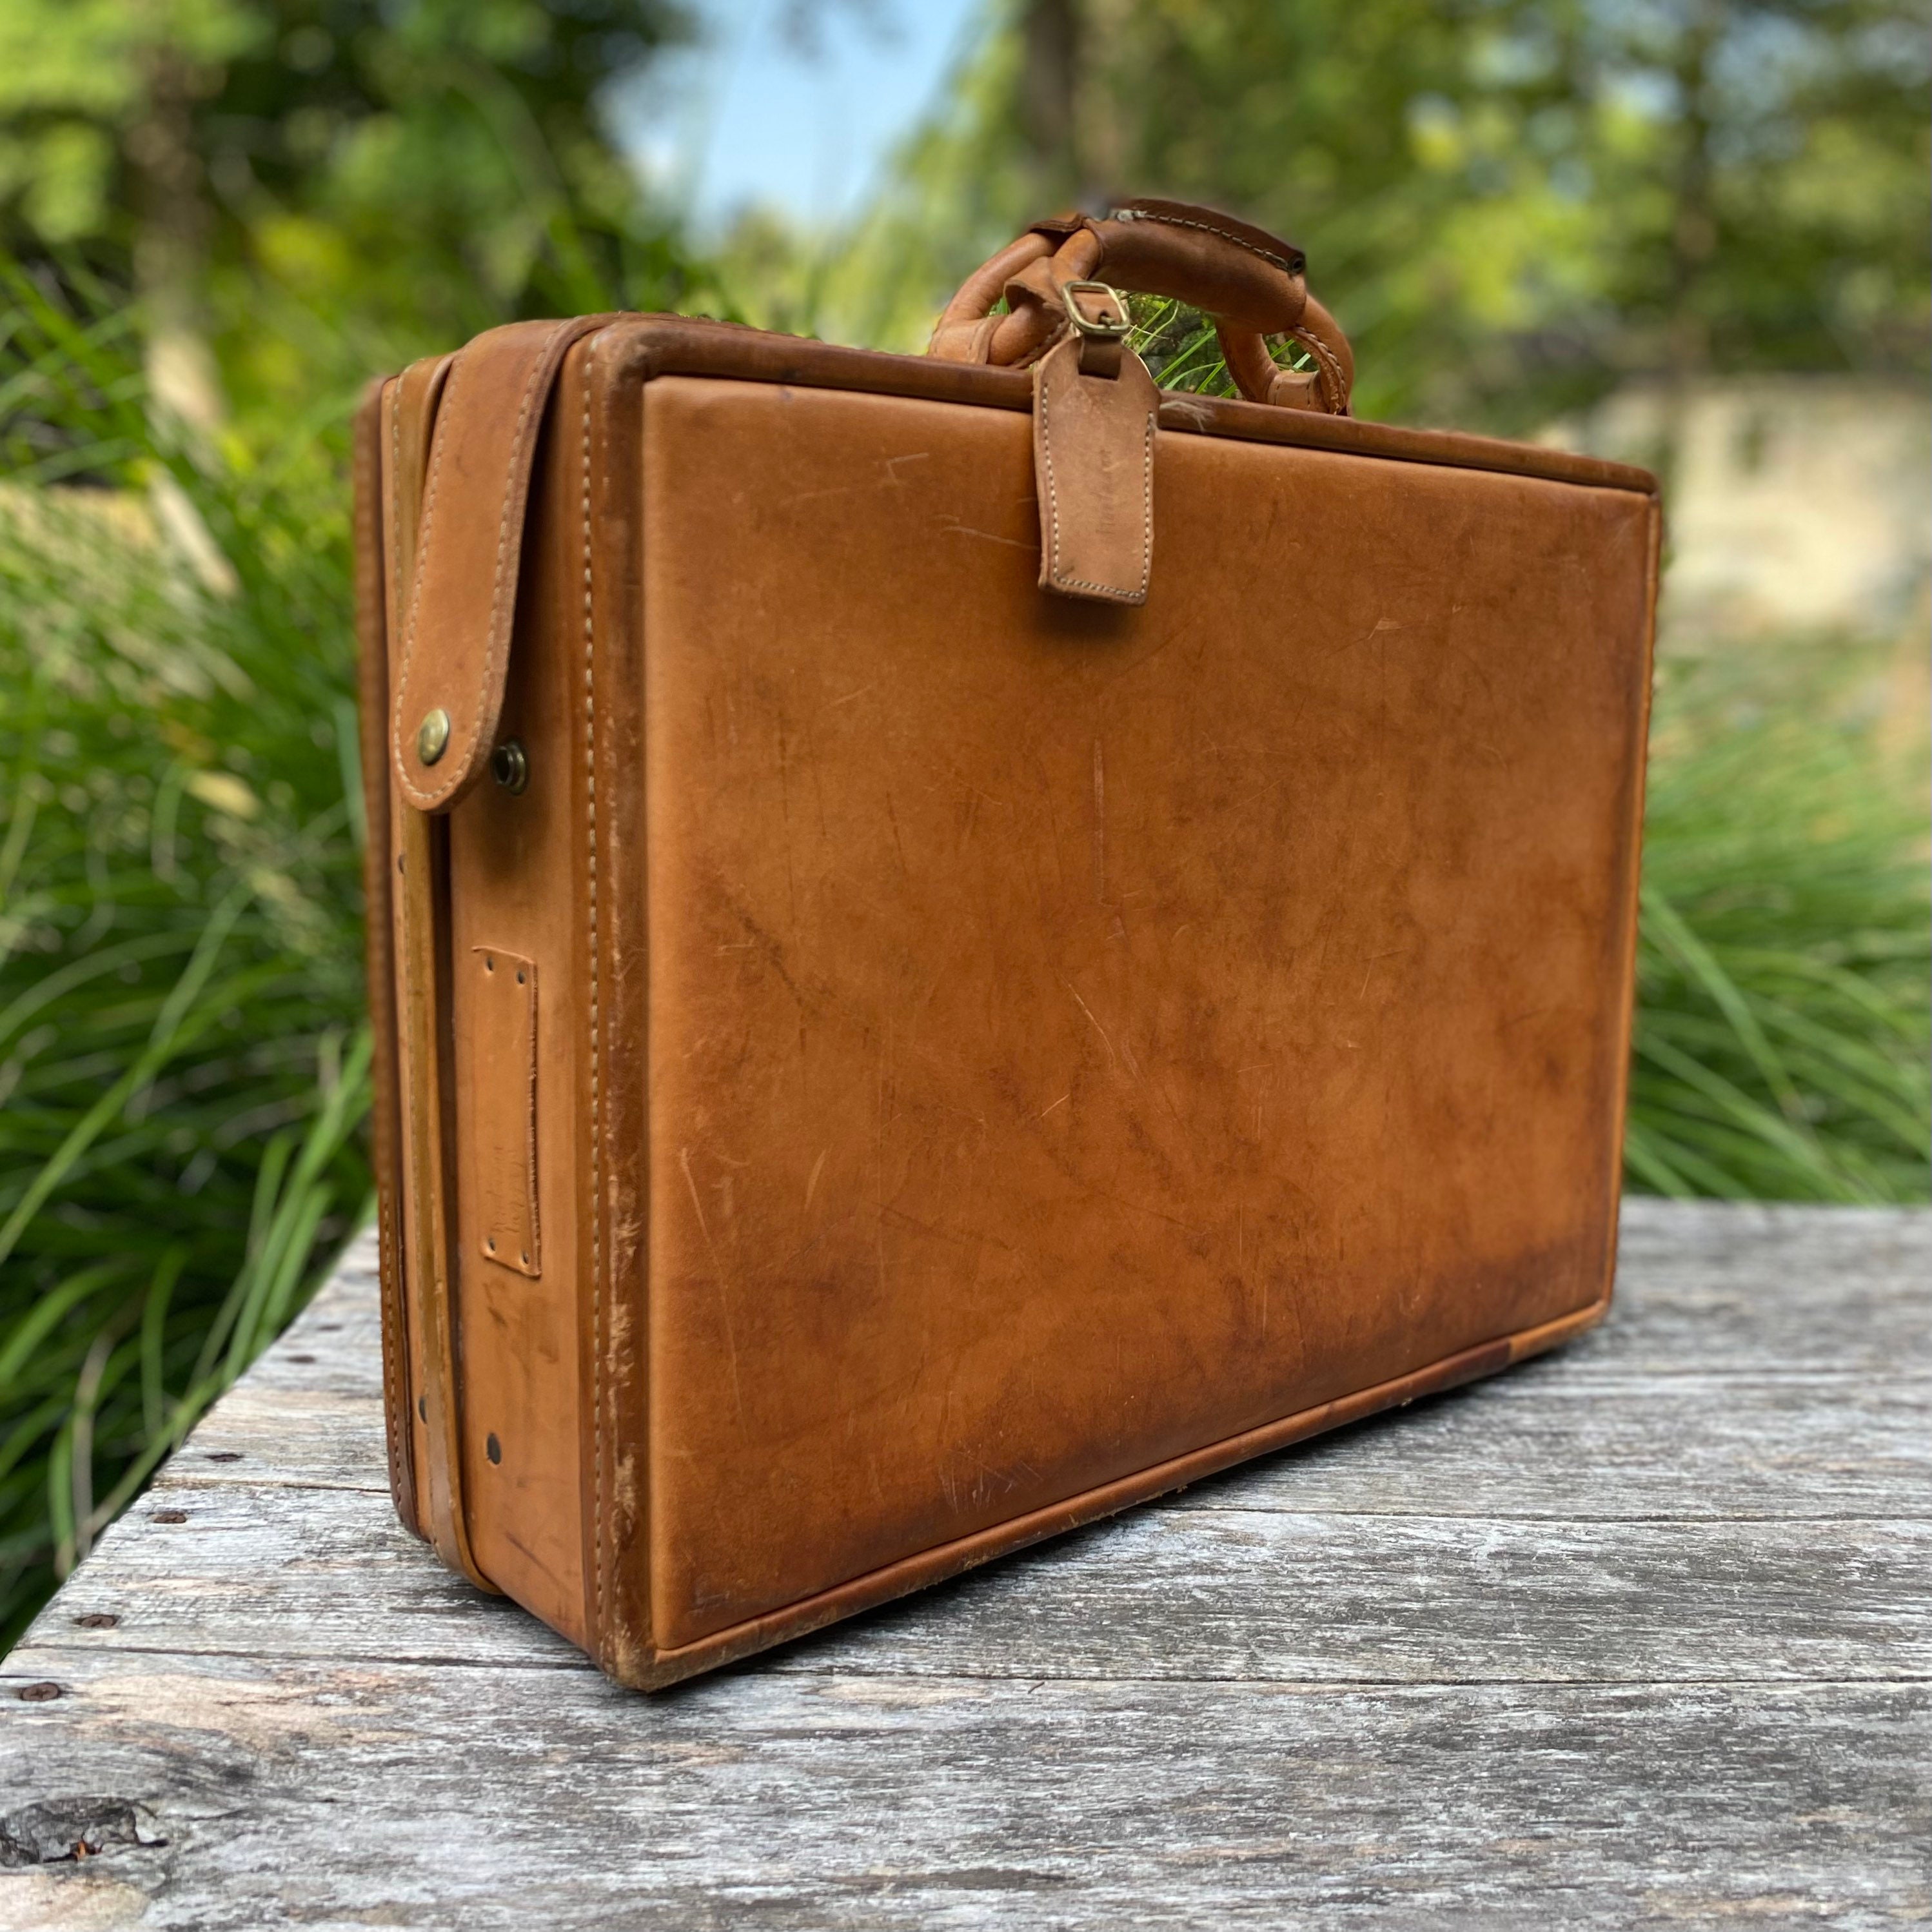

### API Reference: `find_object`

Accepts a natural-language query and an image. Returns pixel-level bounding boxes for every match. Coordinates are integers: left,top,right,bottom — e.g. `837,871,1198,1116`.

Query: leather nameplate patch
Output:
1032,333,1159,606
470,947,541,1278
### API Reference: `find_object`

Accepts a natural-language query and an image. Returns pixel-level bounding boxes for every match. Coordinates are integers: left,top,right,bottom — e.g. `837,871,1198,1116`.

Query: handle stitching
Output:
1285,325,1349,412
1112,205,1303,278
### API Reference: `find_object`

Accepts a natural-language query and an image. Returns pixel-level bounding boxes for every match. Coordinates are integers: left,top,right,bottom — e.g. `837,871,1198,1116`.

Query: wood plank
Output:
21,1478,1927,1684
3,1650,1925,1931
171,1218,1932,1513
3,1201,1927,1929
168,1361,1932,1524
1611,1199,1932,1374
244,1199,1932,1410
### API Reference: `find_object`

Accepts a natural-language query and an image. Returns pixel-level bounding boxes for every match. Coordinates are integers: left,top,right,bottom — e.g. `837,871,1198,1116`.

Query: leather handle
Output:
929,198,1354,416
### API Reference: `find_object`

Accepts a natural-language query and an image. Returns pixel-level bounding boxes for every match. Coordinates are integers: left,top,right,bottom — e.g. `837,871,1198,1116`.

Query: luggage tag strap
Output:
390,314,617,815
1032,282,1159,606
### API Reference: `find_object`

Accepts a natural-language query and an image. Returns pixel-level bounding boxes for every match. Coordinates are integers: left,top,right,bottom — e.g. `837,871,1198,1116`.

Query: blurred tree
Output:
826,0,1929,429
0,0,700,421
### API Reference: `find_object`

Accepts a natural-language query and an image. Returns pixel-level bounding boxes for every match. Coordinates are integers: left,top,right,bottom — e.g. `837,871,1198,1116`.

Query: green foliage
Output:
0,271,370,1648
1631,645,1929,1200
758,0,1931,427
0,0,705,416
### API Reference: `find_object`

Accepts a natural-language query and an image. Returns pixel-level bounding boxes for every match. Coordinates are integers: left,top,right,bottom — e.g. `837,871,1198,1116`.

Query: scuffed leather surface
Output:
636,373,1654,1653
364,309,1658,1686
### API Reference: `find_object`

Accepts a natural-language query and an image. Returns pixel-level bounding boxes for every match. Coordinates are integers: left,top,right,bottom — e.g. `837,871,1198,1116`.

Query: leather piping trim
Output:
353,377,417,1536
384,355,452,1543
1595,499,1664,1354
575,316,1655,497
611,1289,1612,1689
580,353,609,1670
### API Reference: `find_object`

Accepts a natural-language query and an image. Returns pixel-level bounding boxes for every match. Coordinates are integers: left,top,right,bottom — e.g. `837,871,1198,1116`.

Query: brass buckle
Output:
1060,280,1131,340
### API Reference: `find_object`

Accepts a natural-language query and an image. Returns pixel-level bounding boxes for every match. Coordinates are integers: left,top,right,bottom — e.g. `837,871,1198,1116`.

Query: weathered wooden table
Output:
3,1199,1926,1929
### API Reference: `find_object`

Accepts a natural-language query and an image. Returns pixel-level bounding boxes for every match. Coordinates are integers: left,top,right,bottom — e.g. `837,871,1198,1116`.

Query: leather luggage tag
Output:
1032,328,1159,607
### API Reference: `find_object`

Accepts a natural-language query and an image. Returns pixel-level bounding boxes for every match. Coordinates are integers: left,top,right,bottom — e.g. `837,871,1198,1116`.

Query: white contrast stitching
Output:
1286,326,1350,413
582,362,605,1648
1112,205,1303,277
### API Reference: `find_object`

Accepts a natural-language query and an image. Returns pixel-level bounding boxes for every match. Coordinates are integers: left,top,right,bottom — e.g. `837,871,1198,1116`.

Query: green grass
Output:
1631,646,1929,1201
0,280,1926,1657
0,273,371,1648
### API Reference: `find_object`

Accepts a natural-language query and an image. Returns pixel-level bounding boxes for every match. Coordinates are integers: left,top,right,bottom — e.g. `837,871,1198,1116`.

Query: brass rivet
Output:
417,707,451,765
491,738,529,794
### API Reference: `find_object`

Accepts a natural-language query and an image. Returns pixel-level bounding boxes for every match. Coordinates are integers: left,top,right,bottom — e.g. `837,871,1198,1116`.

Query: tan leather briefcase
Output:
354,199,1658,1690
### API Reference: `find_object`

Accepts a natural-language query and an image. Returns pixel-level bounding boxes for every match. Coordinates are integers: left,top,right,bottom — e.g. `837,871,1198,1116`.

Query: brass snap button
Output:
417,707,451,765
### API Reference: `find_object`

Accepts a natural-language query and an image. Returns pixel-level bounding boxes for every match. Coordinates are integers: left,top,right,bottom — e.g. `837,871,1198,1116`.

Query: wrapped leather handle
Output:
929,197,1353,415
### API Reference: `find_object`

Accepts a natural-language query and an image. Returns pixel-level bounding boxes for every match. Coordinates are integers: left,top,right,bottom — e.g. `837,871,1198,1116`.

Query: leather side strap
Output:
382,354,451,1544
391,315,615,814
379,355,496,1592
395,801,494,1588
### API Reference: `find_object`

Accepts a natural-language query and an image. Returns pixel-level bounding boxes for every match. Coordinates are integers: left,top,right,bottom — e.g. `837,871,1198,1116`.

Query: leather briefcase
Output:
354,199,1658,1689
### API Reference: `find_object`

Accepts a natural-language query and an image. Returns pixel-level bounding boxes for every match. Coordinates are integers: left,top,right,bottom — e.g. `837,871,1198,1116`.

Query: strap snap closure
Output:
416,708,451,765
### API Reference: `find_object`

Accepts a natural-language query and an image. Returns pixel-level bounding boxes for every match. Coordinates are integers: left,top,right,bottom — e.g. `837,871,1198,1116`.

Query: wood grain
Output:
1,1201,1926,1930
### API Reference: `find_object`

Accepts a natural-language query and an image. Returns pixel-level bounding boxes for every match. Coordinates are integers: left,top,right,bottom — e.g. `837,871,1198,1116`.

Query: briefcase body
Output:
355,202,1658,1688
